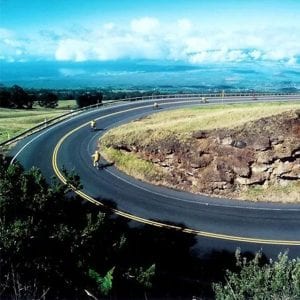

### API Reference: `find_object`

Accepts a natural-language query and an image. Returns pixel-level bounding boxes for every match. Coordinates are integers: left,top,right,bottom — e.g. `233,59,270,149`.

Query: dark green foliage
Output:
0,157,125,299
0,156,217,299
0,88,11,107
38,92,58,108
0,85,34,109
10,85,33,108
62,167,83,190
76,92,103,108
213,248,300,300
0,86,162,109
130,264,156,289
89,267,115,296
2,155,297,299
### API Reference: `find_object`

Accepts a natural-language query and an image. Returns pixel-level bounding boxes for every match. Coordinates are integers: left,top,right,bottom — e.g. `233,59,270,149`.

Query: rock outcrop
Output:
109,110,300,197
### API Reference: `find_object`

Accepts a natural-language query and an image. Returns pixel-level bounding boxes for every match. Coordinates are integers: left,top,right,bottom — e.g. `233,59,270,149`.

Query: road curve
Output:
10,96,300,248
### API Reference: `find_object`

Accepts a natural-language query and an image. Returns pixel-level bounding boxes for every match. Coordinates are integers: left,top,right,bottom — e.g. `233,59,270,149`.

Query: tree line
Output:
0,85,104,109
0,85,59,109
1,155,299,299
0,85,165,110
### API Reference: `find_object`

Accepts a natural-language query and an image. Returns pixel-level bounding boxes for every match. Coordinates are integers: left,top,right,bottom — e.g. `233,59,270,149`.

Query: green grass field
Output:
0,100,77,144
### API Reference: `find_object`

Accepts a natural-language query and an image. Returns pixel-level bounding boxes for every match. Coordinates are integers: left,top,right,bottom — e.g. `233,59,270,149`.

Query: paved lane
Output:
10,96,300,253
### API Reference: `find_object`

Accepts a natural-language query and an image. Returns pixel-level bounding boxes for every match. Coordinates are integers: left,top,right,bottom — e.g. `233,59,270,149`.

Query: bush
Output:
38,92,58,108
213,248,300,300
76,92,103,108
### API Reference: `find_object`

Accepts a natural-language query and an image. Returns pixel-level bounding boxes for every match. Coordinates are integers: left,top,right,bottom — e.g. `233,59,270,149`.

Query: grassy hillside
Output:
0,100,77,144
100,101,300,202
101,101,300,147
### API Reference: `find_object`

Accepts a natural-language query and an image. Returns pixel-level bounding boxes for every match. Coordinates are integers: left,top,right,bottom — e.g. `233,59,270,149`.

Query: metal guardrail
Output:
1,92,299,148
0,103,102,148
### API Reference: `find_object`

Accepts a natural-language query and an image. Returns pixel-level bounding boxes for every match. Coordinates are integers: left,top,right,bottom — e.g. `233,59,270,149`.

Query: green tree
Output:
134,264,156,300
76,92,103,108
10,85,33,108
38,92,58,108
129,264,156,290
88,267,115,296
213,249,300,300
0,88,11,107
0,157,127,299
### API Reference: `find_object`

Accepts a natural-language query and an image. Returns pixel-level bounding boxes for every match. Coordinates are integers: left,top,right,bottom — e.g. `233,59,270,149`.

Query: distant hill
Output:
0,60,299,92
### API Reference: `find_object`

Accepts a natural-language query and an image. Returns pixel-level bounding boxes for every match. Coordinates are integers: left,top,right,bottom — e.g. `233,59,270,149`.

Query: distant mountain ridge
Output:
0,60,299,92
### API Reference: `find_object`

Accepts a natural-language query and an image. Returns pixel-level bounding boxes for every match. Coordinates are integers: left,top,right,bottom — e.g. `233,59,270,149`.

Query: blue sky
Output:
0,0,300,65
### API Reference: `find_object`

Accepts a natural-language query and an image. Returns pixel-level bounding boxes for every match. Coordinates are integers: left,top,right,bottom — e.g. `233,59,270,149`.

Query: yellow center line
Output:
52,101,300,246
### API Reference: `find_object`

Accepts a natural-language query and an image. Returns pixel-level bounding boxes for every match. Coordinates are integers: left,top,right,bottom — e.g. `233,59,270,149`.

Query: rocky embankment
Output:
109,110,300,198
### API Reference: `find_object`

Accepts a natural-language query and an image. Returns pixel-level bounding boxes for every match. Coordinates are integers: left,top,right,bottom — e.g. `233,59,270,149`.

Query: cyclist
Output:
91,150,101,168
90,120,96,131
153,102,159,109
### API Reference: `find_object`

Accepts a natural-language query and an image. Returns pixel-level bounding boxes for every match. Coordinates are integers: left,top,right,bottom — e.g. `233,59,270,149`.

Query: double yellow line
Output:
52,102,300,246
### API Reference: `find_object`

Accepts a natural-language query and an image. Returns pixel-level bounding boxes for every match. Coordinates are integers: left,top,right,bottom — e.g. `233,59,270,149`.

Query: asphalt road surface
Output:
10,95,300,257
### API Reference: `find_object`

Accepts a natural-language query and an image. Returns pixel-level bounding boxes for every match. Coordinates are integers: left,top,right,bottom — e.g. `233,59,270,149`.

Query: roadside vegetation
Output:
214,249,300,299
103,147,165,182
1,155,299,299
0,100,77,144
1,156,299,299
0,84,105,144
242,181,300,203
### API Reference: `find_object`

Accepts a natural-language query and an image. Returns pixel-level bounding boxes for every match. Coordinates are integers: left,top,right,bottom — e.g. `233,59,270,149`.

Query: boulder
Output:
233,164,250,178
231,140,247,148
280,164,300,179
256,150,275,164
252,137,270,151
236,173,267,185
273,143,294,159
251,163,270,173
221,136,233,145
270,136,284,145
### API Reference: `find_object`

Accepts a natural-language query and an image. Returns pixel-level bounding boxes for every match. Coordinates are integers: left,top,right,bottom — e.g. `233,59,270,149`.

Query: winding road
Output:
10,95,300,255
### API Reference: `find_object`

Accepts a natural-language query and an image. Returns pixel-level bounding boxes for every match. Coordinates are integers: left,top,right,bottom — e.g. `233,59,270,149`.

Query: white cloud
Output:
0,18,300,66
103,22,115,31
130,17,160,35
55,33,165,61
249,50,261,60
187,49,246,64
0,28,14,39
177,19,192,34
286,57,297,66
56,39,91,61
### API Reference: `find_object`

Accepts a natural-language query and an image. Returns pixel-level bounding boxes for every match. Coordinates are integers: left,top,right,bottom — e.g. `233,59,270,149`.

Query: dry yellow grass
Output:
101,146,164,182
241,182,300,203
101,102,300,147
100,101,300,203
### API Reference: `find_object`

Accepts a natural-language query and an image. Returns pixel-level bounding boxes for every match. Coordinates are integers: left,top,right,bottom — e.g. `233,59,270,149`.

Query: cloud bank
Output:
0,17,299,65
